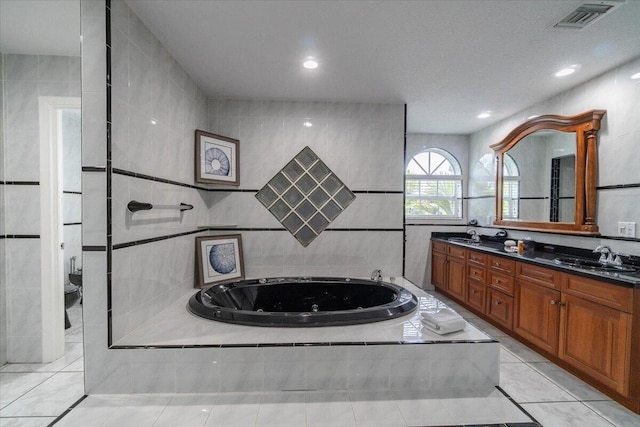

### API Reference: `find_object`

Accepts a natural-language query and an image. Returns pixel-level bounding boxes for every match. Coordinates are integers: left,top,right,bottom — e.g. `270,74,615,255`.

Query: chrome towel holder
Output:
127,200,194,213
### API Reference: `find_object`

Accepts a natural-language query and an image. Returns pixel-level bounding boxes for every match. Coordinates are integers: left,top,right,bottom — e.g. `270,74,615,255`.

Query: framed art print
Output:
195,234,244,287
195,130,240,185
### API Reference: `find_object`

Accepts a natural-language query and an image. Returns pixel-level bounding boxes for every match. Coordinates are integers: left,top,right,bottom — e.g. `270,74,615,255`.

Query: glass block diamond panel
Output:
296,173,316,195
255,146,355,247
283,213,304,234
334,187,356,209
321,175,342,195
309,188,330,208
283,187,304,208
255,185,278,207
269,173,291,195
282,160,304,182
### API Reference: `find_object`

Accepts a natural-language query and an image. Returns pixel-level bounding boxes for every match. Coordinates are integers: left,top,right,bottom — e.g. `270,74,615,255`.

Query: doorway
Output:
39,96,82,362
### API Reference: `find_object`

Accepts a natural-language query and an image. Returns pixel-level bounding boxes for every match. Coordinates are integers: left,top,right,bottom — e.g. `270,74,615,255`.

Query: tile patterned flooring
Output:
3,296,640,426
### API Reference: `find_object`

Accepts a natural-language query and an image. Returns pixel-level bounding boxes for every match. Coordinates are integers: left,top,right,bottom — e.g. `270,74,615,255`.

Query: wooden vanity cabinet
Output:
430,241,466,300
446,245,467,300
465,252,487,313
486,255,515,330
431,242,448,290
430,239,640,412
514,263,562,355
559,275,634,396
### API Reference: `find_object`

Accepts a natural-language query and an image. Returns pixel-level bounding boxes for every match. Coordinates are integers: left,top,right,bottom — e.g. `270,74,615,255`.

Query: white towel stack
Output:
421,307,466,335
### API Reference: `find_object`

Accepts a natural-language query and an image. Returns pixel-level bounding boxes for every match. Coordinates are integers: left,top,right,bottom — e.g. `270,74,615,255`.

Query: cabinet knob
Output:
558,302,566,307
495,301,501,306
550,300,557,305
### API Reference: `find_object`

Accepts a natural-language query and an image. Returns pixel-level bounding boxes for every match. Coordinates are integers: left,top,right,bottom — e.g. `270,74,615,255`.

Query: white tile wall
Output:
208,98,404,278
2,52,81,363
106,0,211,343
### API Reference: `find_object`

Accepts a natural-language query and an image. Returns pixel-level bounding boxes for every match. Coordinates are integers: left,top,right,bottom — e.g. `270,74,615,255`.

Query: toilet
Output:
64,284,81,329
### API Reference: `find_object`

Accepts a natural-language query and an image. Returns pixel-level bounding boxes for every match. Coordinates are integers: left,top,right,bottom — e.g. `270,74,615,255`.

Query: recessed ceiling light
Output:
303,121,313,127
555,64,580,78
303,57,319,69
631,72,640,80
477,112,492,119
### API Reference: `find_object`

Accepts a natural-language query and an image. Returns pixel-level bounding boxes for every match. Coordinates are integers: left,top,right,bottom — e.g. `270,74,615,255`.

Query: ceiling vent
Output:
553,1,625,30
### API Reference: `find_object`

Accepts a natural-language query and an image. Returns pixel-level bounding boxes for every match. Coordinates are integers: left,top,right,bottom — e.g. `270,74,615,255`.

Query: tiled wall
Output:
1,53,5,366
1,53,80,362
108,0,210,342
207,99,405,279
468,56,640,256
403,134,470,288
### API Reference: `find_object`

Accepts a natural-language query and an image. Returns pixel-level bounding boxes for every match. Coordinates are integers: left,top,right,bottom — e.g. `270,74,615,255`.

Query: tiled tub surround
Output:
110,279,500,394
82,0,408,395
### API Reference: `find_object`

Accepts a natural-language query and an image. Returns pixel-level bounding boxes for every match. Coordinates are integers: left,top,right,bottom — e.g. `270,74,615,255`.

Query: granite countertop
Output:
432,232,640,288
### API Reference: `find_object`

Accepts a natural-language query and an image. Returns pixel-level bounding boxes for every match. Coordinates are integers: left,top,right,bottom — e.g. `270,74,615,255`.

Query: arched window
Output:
405,148,462,218
503,153,520,219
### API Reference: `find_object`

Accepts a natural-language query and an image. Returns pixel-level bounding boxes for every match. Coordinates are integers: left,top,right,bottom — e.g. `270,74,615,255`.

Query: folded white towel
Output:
421,307,466,335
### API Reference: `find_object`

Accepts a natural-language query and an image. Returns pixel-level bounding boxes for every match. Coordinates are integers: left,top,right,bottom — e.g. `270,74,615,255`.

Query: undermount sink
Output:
447,237,479,245
554,257,637,273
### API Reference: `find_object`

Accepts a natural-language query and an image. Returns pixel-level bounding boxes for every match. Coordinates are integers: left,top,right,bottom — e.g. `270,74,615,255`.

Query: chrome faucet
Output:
370,269,383,281
593,245,622,266
467,229,481,243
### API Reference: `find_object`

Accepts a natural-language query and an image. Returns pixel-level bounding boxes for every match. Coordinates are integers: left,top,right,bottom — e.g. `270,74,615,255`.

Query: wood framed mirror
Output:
490,110,606,235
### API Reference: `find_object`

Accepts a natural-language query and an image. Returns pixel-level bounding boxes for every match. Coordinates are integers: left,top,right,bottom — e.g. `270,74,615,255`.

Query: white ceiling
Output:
127,0,640,134
2,1,639,134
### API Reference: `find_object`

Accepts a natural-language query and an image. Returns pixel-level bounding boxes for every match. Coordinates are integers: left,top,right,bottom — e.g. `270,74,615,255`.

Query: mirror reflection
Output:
503,130,576,222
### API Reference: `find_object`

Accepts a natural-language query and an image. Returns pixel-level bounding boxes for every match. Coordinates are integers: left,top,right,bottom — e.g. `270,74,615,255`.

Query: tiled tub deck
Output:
114,279,500,393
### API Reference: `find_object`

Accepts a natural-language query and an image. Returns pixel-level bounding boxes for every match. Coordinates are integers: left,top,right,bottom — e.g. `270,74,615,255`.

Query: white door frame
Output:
39,96,81,362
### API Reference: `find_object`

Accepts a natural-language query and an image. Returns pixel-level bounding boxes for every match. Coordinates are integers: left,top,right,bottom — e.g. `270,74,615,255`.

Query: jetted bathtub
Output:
188,277,418,327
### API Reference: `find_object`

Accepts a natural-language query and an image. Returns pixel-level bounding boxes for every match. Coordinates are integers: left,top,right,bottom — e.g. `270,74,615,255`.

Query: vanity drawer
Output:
466,281,486,313
468,251,487,266
516,262,562,290
468,264,486,283
487,288,514,330
432,241,447,254
488,271,515,296
447,245,467,259
489,256,516,275
563,274,633,313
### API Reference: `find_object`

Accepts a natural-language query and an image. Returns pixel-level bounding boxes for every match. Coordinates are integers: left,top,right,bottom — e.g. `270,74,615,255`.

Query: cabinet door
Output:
559,294,632,396
431,251,448,291
514,280,561,354
486,288,514,330
447,257,467,300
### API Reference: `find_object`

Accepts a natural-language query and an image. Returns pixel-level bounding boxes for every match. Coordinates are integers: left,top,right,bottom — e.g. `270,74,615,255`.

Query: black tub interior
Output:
188,277,418,327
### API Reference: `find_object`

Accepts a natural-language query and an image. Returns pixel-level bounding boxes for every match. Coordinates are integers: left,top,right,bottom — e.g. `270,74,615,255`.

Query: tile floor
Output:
3,295,640,426
0,306,84,426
